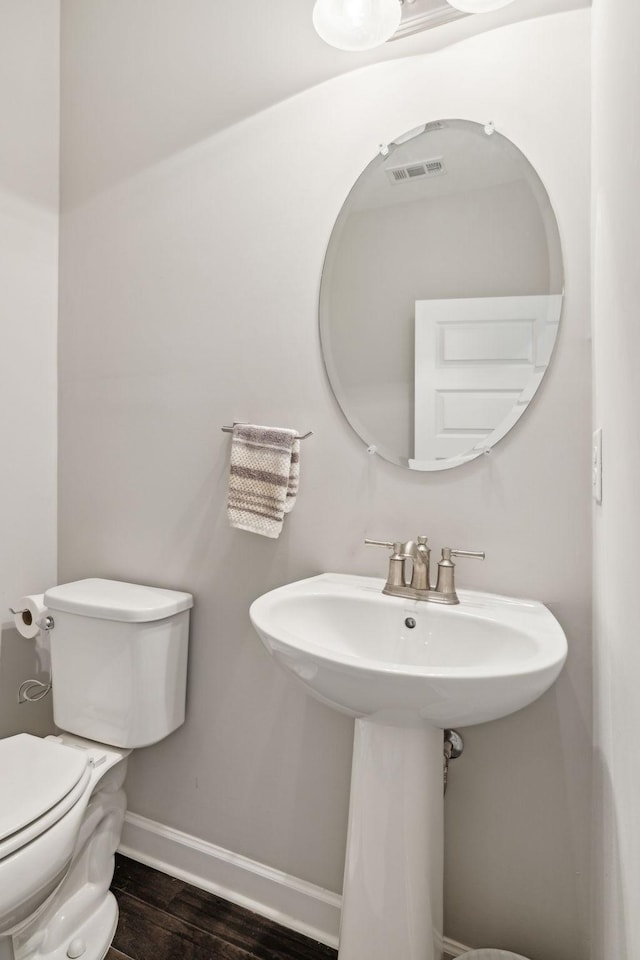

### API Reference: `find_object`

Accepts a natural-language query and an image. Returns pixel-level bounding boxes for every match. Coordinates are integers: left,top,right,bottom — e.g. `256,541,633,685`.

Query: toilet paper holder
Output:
10,604,54,702
10,608,55,631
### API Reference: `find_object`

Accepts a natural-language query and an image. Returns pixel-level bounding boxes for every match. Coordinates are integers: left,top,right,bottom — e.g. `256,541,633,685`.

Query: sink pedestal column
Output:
338,718,444,960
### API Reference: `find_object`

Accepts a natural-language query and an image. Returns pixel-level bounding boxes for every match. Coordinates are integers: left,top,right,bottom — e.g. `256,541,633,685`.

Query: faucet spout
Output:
401,536,431,591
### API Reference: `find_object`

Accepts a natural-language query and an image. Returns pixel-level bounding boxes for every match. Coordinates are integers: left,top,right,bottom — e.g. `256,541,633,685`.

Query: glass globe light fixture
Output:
447,0,515,12
313,0,402,51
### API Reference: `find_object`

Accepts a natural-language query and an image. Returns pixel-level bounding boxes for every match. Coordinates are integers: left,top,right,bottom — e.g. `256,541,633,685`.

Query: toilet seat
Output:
0,734,91,861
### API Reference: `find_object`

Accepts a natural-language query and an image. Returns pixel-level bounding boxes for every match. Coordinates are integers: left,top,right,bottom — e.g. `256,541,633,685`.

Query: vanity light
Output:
312,0,402,51
447,0,516,12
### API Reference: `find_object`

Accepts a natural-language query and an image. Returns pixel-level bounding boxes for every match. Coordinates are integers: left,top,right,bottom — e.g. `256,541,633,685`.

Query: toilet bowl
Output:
0,579,193,960
0,734,128,960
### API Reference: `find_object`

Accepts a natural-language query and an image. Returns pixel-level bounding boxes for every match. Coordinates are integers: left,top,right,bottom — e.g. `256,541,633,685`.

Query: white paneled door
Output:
413,295,562,464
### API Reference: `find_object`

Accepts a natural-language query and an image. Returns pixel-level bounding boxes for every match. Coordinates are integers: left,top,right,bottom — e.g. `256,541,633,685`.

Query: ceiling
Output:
60,0,590,207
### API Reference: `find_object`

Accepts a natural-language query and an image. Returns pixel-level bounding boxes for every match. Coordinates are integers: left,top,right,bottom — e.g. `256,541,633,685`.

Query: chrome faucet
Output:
365,537,485,605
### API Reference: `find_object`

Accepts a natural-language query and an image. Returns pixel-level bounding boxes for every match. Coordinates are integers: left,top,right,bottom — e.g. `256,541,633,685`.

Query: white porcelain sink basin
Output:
250,573,567,727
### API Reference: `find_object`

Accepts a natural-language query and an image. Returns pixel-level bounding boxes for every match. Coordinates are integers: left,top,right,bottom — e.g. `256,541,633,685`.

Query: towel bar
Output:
221,424,313,440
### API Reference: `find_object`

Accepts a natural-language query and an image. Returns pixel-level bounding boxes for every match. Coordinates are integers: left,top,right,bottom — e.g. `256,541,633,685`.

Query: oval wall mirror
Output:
319,119,564,470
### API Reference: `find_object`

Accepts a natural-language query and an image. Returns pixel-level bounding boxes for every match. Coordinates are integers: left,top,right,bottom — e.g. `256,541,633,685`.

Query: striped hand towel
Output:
227,424,300,538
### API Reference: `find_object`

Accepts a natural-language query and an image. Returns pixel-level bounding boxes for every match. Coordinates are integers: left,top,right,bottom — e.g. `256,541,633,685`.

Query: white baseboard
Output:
119,812,471,956
443,935,474,957
119,812,341,947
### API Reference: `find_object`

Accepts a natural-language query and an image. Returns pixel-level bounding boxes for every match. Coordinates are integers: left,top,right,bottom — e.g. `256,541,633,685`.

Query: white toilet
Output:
0,578,193,960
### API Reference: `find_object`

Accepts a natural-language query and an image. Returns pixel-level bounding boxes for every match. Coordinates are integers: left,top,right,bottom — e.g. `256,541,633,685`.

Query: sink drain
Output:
404,617,416,629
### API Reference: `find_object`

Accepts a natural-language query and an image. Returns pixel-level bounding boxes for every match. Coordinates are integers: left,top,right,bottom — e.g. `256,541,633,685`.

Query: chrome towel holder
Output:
221,424,313,440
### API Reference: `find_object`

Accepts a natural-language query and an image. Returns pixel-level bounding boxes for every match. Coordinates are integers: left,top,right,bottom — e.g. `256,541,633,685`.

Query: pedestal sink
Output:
249,573,567,960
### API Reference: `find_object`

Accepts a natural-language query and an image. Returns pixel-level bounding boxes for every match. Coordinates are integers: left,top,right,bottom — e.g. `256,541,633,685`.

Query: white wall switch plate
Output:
592,427,603,503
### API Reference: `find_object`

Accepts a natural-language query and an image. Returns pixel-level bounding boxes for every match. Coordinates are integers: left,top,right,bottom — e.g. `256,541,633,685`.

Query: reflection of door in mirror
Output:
412,295,562,467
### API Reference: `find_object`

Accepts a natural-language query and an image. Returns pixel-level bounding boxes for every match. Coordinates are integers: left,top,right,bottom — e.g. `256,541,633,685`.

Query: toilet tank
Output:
43,579,193,749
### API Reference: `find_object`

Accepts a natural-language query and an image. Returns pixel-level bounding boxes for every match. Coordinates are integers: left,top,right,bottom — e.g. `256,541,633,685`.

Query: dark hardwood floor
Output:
108,854,338,960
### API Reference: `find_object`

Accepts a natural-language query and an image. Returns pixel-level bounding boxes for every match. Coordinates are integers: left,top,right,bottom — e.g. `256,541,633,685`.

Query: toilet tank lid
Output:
44,578,194,622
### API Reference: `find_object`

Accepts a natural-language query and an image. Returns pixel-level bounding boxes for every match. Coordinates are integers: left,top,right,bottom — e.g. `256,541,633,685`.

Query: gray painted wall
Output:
59,8,592,957
0,0,59,740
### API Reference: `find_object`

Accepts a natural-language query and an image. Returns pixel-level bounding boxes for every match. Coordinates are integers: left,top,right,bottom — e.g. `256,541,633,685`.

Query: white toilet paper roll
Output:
13,594,47,639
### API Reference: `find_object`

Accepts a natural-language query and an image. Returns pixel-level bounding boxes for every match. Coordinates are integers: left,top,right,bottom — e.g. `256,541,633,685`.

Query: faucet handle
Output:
365,539,403,555
435,547,485,600
366,540,406,591
447,548,485,561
